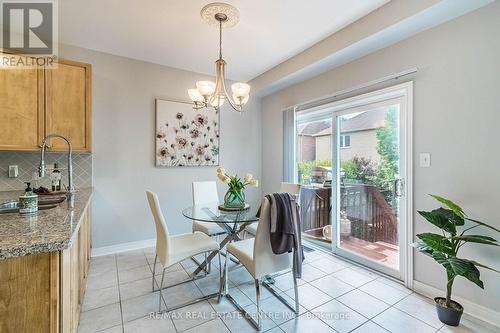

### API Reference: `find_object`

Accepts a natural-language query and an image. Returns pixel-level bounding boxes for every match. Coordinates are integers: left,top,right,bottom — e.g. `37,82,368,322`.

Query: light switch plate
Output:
420,153,431,167
8,165,18,178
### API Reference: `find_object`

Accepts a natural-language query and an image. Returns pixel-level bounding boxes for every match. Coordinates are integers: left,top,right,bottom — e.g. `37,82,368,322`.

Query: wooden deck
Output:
340,237,399,270
303,228,399,270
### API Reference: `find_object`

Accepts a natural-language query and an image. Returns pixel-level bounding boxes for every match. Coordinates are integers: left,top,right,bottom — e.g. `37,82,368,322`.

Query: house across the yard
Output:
297,108,389,163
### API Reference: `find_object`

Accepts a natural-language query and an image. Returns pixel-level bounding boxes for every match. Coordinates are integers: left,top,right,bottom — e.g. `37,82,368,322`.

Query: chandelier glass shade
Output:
188,4,250,112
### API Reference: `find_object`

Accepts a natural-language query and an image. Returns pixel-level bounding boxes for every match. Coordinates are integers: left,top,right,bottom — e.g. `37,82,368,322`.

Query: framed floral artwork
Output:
155,99,220,167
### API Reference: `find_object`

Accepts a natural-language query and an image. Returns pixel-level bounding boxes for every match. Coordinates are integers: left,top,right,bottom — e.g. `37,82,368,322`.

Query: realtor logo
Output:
1,0,57,68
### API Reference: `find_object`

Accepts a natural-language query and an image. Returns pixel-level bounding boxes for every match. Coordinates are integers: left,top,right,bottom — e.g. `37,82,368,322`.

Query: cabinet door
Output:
45,60,91,152
60,206,91,333
0,68,44,150
0,252,59,333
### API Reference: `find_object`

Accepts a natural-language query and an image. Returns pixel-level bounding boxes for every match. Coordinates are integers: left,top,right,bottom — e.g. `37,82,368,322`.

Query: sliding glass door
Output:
294,83,412,281
332,99,405,278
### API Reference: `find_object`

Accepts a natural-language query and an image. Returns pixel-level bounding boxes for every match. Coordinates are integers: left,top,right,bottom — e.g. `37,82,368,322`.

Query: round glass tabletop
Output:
182,202,259,224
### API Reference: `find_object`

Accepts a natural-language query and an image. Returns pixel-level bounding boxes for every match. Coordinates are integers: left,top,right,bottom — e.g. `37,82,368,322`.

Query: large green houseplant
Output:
413,195,499,326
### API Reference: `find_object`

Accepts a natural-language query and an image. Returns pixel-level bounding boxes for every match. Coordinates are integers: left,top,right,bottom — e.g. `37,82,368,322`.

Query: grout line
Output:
367,320,391,333
82,256,124,331
372,303,439,332
354,277,413,304
392,291,413,305
80,301,122,314
93,324,123,333
114,255,125,333
390,294,446,331
176,318,221,333
335,289,388,320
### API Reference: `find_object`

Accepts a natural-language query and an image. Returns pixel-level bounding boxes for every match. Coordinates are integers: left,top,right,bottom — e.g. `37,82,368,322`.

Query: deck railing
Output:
300,187,331,234
299,184,398,245
340,183,398,245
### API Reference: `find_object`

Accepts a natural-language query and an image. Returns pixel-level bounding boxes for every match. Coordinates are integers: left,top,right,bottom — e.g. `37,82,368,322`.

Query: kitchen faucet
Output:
39,134,75,208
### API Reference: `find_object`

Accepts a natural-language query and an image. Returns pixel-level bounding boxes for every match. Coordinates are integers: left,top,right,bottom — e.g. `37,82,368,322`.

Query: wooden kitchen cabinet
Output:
0,58,92,152
0,205,92,333
0,252,59,333
0,68,44,150
60,206,92,333
45,60,92,152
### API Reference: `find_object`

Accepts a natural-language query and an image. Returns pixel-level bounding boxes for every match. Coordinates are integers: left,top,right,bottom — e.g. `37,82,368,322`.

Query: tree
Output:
375,107,399,190
341,156,376,184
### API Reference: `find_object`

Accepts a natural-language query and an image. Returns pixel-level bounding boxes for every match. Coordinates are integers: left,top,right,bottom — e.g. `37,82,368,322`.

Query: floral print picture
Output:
156,99,220,167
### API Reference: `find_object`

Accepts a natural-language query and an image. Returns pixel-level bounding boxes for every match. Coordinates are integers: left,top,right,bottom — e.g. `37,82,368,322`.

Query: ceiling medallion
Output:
200,2,240,28
187,3,250,112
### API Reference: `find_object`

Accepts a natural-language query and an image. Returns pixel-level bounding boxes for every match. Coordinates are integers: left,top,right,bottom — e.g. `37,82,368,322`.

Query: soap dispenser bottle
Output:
19,182,38,215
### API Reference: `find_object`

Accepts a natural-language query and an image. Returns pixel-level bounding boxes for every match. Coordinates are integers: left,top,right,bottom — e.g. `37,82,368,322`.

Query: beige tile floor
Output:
78,247,497,333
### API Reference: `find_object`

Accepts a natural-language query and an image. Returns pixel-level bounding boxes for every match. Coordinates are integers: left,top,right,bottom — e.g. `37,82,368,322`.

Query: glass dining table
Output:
182,203,259,276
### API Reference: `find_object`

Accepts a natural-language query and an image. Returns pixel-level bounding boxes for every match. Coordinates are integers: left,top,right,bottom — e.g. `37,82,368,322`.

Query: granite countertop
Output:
0,187,93,260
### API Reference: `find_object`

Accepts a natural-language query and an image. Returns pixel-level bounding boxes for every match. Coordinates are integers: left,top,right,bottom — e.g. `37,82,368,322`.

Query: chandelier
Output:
187,3,250,112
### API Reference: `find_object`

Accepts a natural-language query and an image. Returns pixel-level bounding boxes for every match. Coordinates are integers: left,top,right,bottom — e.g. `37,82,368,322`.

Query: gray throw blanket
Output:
265,193,304,279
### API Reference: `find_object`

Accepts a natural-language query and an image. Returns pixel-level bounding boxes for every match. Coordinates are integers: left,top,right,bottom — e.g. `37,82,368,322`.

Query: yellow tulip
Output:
217,173,226,182
216,166,225,175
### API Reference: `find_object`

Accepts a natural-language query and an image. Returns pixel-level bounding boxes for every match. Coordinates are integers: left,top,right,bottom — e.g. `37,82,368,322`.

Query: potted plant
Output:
216,167,258,210
413,195,499,326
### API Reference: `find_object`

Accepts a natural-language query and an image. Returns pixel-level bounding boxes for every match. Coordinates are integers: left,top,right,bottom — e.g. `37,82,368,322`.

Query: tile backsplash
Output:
0,151,92,191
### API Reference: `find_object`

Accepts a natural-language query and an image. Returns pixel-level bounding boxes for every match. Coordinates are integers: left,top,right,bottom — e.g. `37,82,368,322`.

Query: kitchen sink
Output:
39,196,67,206
0,196,66,214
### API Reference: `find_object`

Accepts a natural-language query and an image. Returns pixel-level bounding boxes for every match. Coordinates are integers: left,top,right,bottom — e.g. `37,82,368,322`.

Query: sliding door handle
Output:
394,178,404,197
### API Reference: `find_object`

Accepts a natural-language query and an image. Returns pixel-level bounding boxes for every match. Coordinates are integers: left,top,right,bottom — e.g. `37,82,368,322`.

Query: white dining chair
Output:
146,191,221,312
192,181,226,236
192,181,227,272
224,197,300,330
244,182,300,237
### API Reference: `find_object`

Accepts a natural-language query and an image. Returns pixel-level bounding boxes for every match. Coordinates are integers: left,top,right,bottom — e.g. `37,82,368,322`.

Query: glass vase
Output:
223,188,246,209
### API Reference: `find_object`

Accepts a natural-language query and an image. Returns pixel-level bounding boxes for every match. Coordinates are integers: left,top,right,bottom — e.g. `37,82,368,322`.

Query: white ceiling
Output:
59,0,388,81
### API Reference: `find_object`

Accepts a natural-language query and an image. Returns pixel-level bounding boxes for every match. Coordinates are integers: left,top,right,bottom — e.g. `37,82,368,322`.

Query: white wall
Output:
60,45,262,248
261,2,500,312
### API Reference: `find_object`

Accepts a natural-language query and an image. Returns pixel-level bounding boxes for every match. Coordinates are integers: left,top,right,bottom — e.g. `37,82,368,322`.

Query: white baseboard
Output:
92,238,155,257
413,280,500,329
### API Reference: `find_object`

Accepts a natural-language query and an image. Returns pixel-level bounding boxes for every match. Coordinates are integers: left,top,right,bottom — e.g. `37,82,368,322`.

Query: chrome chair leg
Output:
217,252,223,302
224,250,229,295
255,279,262,330
204,253,208,274
217,250,222,274
159,267,166,312
152,254,158,292
292,271,299,314
224,272,261,329
262,274,299,314
205,252,212,274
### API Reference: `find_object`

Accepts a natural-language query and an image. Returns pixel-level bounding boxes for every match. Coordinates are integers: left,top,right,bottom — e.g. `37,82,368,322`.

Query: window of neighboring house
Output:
340,135,351,148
